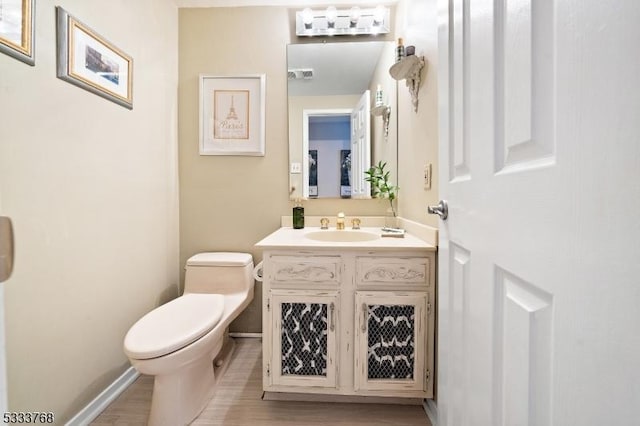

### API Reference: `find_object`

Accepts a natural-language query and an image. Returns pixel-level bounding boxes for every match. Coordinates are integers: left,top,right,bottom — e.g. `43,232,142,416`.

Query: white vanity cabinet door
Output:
354,291,429,394
268,290,339,388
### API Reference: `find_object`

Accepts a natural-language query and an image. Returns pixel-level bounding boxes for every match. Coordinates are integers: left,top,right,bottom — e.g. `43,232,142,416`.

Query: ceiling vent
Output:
288,68,314,80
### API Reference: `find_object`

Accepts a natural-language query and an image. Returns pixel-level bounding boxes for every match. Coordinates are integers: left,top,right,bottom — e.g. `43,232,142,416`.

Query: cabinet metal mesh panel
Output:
367,304,415,379
281,302,328,376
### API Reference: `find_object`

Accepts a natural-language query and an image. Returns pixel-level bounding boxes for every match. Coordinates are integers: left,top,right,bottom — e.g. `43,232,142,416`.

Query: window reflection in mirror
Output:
288,41,397,200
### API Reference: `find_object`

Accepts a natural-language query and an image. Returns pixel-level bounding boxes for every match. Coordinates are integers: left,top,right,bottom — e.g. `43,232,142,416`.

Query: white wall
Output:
0,0,179,421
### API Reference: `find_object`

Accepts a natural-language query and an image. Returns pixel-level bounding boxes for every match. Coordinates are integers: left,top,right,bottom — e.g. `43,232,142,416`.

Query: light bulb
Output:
349,6,360,28
373,5,385,25
325,6,337,28
302,8,313,26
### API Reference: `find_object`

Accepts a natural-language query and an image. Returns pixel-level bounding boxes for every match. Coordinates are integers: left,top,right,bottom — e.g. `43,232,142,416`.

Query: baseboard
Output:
264,391,422,405
423,399,438,426
65,367,139,426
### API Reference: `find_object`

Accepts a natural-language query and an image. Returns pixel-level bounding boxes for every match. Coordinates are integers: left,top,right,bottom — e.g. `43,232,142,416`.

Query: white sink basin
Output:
305,230,380,242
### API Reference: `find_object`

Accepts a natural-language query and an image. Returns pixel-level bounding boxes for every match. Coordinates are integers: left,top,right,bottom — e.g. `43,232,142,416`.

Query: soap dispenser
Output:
293,199,305,229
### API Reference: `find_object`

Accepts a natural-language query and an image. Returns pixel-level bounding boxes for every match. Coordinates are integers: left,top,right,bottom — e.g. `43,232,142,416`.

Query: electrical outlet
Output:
424,163,432,190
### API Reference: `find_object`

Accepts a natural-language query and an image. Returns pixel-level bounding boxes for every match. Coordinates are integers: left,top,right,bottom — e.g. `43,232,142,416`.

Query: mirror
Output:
288,41,397,200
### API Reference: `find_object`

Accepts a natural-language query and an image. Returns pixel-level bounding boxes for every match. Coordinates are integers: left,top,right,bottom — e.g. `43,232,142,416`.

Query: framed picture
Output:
308,150,318,197
199,75,266,156
340,149,351,198
0,0,35,65
56,6,133,109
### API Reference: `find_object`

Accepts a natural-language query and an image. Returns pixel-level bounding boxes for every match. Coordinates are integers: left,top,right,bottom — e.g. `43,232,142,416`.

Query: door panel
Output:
450,0,470,181
494,0,555,172
494,267,553,426
438,0,640,425
350,90,371,198
449,243,470,424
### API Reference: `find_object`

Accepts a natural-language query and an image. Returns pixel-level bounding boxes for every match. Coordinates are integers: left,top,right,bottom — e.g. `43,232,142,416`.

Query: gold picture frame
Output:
0,0,35,65
56,6,133,109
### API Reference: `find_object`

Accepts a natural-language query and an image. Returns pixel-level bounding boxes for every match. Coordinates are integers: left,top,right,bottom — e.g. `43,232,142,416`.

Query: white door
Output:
350,90,371,198
437,1,640,425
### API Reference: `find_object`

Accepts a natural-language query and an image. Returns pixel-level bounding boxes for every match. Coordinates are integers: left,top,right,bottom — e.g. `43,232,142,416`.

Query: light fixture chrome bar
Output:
295,6,391,37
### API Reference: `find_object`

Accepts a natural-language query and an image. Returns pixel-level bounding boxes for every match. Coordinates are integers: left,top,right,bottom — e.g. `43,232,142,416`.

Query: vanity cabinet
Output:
261,249,435,401
354,291,429,392
269,290,339,388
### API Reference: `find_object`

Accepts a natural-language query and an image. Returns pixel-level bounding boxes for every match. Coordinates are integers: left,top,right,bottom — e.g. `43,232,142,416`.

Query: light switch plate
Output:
424,163,432,190
290,162,302,174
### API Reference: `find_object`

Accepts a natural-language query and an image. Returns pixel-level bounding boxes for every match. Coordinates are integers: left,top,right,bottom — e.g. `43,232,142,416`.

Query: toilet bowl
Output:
124,252,254,426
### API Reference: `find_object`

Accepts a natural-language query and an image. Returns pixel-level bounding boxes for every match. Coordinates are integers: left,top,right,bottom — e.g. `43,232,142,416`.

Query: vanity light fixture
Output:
295,6,390,37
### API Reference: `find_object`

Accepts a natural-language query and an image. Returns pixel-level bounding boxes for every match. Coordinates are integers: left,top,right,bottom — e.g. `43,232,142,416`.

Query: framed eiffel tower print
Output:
199,74,266,156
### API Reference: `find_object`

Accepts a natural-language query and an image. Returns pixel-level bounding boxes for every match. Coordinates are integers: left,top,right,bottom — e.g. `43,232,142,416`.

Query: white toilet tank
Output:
184,252,254,295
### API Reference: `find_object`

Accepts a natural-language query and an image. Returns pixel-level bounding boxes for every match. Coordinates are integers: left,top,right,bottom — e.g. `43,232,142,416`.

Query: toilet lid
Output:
124,293,224,360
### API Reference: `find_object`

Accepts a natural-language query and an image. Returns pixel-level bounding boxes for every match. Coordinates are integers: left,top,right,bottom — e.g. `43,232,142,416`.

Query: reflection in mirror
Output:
288,41,397,200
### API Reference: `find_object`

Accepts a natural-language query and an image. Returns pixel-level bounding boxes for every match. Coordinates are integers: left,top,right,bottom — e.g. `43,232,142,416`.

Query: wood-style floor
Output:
91,338,431,425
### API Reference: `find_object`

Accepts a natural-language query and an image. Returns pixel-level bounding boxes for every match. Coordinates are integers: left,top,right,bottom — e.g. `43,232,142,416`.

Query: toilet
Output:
124,252,254,426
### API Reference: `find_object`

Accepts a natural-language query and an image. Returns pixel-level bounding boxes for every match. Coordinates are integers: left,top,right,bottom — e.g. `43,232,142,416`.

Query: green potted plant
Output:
365,161,399,228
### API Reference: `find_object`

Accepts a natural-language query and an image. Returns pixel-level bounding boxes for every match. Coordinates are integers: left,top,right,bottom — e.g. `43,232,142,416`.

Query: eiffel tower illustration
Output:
225,96,239,120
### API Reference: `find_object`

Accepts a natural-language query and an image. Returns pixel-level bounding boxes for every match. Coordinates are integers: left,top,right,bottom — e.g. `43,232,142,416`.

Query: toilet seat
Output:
124,293,224,360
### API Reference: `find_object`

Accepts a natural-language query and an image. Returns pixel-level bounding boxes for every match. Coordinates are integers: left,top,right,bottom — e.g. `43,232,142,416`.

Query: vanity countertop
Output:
255,227,436,251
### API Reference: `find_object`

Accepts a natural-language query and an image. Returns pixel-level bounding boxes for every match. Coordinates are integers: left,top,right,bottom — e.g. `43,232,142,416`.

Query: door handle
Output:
427,200,449,220
0,216,15,283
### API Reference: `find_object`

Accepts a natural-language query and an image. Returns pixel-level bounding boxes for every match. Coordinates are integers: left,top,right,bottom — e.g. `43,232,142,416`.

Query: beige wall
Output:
179,7,289,333
0,0,179,422
179,7,393,333
178,1,440,333
396,0,440,227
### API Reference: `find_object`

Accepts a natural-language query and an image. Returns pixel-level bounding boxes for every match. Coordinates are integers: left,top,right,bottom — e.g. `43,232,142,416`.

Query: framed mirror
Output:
288,41,397,200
